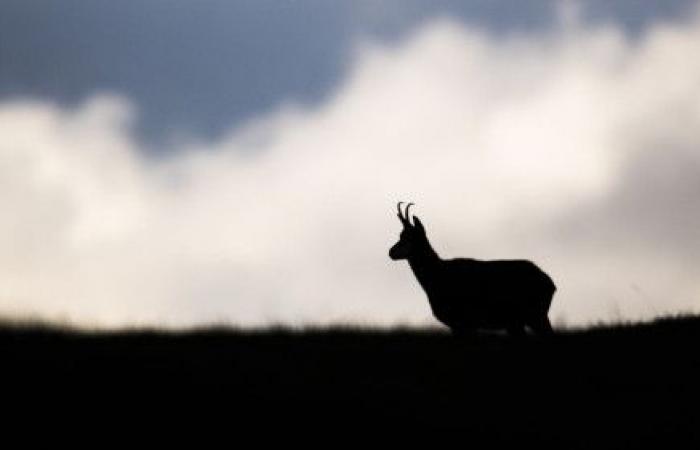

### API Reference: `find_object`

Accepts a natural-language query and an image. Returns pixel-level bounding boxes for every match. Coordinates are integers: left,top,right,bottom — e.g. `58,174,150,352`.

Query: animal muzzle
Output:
389,244,404,260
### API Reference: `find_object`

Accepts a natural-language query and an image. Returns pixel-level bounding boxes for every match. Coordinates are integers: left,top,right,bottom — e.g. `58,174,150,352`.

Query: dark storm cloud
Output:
0,0,696,148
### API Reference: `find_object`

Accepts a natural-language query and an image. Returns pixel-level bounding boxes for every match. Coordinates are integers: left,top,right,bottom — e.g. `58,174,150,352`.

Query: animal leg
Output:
506,325,526,338
528,316,554,337
451,327,477,340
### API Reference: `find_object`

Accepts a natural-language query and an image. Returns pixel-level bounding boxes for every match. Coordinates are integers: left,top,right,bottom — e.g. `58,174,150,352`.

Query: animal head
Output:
389,202,428,260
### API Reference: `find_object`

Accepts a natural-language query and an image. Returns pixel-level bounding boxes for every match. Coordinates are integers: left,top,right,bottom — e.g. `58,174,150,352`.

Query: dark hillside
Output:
3,317,699,445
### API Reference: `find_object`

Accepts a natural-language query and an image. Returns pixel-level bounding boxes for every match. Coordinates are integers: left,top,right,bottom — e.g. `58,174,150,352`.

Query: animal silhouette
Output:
389,202,556,336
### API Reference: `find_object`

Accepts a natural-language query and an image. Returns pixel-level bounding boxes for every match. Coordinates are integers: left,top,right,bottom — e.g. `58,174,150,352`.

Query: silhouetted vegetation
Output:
3,316,699,446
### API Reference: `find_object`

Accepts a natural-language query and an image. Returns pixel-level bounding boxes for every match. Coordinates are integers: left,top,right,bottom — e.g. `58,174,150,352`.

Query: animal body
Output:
389,202,556,336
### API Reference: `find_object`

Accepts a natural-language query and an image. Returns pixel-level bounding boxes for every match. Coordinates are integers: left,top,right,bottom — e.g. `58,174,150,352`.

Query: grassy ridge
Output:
3,316,700,445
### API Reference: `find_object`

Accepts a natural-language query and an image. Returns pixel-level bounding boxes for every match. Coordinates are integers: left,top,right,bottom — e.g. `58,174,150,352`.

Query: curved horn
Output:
397,201,405,220
404,203,415,224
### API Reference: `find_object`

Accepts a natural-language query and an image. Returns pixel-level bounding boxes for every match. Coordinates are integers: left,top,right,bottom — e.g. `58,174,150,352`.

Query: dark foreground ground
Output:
2,316,700,445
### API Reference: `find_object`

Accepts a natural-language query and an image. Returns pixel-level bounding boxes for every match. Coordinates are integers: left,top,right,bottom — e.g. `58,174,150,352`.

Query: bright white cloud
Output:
1,9,700,327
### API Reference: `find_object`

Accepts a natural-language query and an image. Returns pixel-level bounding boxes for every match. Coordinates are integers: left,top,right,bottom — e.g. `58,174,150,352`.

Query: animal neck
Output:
407,238,440,291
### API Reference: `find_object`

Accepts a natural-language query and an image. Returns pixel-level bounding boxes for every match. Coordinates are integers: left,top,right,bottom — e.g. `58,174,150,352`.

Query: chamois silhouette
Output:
389,202,556,336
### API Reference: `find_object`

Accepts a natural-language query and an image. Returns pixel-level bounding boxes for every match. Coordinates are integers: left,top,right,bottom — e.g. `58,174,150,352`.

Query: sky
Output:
1,0,699,327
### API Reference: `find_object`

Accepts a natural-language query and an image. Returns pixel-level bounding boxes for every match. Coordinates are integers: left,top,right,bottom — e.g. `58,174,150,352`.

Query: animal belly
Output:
432,296,516,330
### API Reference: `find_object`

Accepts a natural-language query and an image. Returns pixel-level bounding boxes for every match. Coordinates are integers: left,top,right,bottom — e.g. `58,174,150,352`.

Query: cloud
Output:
1,9,700,327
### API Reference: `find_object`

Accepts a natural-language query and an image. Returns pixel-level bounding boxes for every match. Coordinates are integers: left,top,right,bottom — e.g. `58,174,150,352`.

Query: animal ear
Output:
413,216,425,233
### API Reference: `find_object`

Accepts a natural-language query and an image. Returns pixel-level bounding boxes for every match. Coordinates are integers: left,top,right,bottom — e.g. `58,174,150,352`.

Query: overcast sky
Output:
1,1,700,327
